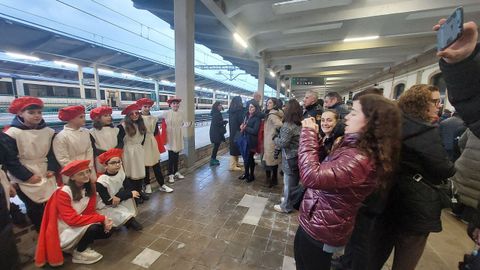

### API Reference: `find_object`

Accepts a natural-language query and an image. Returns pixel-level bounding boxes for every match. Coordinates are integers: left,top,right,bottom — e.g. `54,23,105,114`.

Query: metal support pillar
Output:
213,89,216,103
174,0,196,168
257,56,265,106
78,66,86,99
154,80,160,110
93,66,101,107
276,78,281,99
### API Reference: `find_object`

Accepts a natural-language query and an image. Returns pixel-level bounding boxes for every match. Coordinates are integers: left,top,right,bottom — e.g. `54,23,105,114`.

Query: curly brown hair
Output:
356,94,402,190
398,84,439,122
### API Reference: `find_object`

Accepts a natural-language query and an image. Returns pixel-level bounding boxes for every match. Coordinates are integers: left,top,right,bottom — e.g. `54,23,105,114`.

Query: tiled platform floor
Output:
24,153,474,269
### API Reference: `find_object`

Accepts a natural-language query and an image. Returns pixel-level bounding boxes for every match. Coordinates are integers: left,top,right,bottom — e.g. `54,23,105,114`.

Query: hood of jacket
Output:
10,115,47,130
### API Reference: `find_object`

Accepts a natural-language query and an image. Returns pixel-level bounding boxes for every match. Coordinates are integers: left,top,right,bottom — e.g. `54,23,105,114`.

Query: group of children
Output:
1,95,189,266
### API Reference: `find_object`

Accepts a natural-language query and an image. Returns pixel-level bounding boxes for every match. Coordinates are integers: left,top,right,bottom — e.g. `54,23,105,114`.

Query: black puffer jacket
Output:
390,115,455,233
228,107,245,156
209,109,227,144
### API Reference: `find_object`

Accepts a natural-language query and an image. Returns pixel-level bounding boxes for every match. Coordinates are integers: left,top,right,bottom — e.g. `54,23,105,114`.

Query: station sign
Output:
292,77,325,86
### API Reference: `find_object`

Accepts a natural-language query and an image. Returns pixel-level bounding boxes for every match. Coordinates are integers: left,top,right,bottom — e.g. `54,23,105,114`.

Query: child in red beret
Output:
95,148,142,230
53,105,95,183
35,160,113,266
89,106,121,173
136,98,173,194
5,96,58,231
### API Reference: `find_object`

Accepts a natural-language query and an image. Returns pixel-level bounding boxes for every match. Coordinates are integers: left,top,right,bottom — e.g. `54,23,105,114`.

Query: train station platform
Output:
17,150,474,270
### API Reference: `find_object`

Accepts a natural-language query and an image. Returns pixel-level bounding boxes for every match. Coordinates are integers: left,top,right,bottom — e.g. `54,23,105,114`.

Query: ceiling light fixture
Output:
53,61,78,68
98,68,114,74
6,52,40,61
273,0,309,6
343,36,379,42
233,33,248,48
269,70,276,78
281,82,286,88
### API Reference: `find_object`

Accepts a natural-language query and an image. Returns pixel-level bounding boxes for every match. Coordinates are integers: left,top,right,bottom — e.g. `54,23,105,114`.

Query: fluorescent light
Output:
6,52,40,61
53,61,78,68
233,33,248,48
283,23,343,35
98,68,114,74
281,82,286,88
269,70,276,78
343,36,379,42
161,80,170,84
274,0,308,6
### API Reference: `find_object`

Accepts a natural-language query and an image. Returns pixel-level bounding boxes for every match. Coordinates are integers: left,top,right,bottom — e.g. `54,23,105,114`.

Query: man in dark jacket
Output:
324,91,350,119
302,90,323,121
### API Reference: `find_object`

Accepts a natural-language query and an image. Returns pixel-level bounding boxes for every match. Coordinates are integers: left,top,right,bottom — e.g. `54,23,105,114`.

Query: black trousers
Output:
127,178,143,194
76,224,111,252
294,226,333,270
144,163,164,186
168,150,180,175
265,165,278,184
211,142,220,159
16,187,45,232
244,152,256,177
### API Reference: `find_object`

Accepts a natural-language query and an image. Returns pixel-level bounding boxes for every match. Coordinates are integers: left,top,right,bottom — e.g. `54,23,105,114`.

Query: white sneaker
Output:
168,174,175,183
144,184,152,194
159,184,174,193
175,172,185,179
273,204,287,213
280,197,285,203
72,249,103,264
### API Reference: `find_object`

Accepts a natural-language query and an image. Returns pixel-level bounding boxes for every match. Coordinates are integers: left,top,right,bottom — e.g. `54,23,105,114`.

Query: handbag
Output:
411,173,452,210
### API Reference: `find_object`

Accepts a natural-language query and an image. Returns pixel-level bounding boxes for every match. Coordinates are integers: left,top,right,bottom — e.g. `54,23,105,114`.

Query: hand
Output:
472,228,480,245
131,191,140,198
103,218,113,233
9,185,16,197
112,196,121,207
46,171,55,178
433,20,478,64
27,175,42,184
301,117,319,133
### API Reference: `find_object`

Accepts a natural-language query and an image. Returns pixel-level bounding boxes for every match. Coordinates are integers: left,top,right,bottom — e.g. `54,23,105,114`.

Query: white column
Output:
93,66,101,107
257,57,265,105
78,66,86,99
154,80,160,110
213,89,216,103
276,78,281,99
175,0,196,168
227,91,231,107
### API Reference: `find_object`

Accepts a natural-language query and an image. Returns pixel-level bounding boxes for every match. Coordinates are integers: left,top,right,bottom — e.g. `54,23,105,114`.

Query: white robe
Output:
142,115,161,166
90,126,119,172
53,126,95,183
162,110,185,153
58,186,94,251
96,169,137,227
6,127,57,203
121,123,145,180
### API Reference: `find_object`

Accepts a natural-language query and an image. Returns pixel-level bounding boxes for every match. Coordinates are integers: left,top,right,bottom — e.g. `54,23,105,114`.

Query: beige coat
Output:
162,110,185,153
263,109,284,166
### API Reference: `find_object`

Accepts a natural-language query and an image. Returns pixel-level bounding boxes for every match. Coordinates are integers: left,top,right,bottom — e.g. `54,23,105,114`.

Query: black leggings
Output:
127,178,143,194
294,226,333,270
144,163,164,186
168,151,180,175
211,142,220,159
244,152,256,177
16,187,45,232
76,224,111,252
265,165,278,184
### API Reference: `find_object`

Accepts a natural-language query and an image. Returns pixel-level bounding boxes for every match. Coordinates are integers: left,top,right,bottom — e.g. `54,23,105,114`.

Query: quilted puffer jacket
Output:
298,128,377,247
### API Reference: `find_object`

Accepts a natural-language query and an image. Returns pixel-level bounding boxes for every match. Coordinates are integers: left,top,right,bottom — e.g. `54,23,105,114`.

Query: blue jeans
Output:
280,155,302,212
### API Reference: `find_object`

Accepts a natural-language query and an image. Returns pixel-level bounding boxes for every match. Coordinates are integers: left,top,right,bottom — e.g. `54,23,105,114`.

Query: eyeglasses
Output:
107,160,122,165
430,98,442,106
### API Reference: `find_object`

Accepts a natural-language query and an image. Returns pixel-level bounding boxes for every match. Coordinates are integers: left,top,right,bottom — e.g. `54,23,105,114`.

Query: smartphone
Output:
437,7,463,51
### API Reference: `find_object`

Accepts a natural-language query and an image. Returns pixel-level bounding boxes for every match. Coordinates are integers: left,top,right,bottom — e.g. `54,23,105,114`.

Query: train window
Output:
198,98,213,104
159,95,168,102
393,83,405,100
101,90,105,100
52,86,81,98
0,81,13,95
85,89,96,99
24,83,52,97
430,73,446,98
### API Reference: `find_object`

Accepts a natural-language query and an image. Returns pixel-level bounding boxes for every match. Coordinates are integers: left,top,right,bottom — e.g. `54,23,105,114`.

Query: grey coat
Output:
452,129,480,208
274,122,301,160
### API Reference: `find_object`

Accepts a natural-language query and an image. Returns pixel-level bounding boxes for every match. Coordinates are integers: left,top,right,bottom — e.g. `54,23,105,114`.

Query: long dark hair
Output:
68,180,95,201
211,101,222,115
283,99,302,126
356,94,401,189
266,98,279,112
229,96,243,111
124,112,146,137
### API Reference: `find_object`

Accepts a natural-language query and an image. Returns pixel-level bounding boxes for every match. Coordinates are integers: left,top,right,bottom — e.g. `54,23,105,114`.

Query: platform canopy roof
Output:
0,16,255,96
133,0,480,98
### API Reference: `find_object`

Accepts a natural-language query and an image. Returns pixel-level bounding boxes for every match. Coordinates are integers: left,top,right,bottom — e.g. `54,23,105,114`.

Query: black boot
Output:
264,169,273,188
271,166,278,187
126,218,143,231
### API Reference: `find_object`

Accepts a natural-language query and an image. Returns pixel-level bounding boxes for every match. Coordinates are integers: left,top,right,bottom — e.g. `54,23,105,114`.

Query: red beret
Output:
121,104,141,115
89,106,112,120
167,96,182,104
9,96,44,114
60,160,91,177
98,148,123,165
58,105,85,121
136,98,154,107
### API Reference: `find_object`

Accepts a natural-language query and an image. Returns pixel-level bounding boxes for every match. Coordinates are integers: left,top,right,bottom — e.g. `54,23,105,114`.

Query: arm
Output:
153,122,160,136
95,183,112,205
245,118,260,135
90,134,105,157
116,125,125,149
56,191,105,226
115,188,133,201
0,133,33,181
47,134,60,173
458,129,468,152
298,128,373,190
52,134,71,167
274,125,293,149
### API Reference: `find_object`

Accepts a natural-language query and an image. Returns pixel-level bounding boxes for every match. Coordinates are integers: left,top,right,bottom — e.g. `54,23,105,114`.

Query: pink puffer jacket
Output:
298,128,377,247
